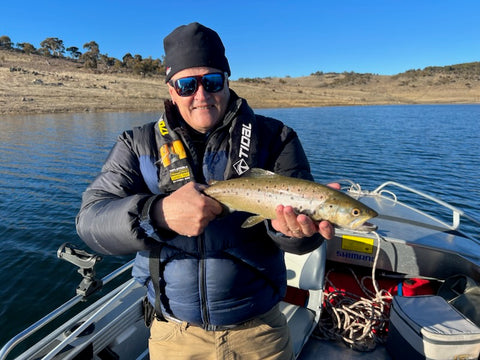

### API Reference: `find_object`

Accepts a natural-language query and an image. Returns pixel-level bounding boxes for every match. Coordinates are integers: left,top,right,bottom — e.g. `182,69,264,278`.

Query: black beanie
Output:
163,22,231,83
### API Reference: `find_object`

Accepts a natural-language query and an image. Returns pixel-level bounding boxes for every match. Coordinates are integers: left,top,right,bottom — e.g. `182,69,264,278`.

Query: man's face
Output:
168,67,230,133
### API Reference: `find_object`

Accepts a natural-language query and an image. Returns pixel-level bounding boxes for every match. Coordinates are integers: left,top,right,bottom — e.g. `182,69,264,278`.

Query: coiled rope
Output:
316,231,392,351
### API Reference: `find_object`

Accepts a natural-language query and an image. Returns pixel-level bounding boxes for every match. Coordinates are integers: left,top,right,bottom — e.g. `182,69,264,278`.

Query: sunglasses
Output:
169,72,226,97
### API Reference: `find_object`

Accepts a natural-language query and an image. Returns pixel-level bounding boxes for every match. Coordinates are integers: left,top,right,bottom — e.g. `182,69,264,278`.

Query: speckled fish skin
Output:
203,168,378,230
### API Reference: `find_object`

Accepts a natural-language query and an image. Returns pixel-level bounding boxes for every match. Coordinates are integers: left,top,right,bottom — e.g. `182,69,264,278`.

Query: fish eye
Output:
351,208,361,217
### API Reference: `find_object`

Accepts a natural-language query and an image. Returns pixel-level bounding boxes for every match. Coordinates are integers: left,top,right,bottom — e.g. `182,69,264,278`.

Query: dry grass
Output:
1,50,479,115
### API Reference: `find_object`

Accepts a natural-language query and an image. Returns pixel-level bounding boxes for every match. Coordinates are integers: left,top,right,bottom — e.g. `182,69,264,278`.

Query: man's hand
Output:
151,182,223,237
271,205,335,240
270,182,340,240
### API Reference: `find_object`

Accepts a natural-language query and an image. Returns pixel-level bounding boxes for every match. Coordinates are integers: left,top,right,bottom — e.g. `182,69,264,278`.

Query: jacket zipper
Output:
194,107,243,328
198,233,210,327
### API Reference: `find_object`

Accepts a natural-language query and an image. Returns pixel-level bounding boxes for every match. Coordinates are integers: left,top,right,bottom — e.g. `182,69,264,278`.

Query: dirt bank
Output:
1,50,479,115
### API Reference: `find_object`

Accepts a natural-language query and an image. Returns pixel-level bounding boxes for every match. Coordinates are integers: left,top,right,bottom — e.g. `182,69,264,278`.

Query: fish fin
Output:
241,215,266,228
243,168,277,179
207,179,219,185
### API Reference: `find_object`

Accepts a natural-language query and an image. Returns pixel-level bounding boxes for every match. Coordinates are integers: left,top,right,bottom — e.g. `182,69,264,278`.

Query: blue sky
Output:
2,0,479,79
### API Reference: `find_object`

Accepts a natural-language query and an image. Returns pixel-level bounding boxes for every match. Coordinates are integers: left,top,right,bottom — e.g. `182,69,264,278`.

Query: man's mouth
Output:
194,104,214,110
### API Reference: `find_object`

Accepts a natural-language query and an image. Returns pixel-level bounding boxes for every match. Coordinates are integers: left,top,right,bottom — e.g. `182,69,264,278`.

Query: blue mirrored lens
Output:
202,73,224,93
176,77,197,96
173,73,225,97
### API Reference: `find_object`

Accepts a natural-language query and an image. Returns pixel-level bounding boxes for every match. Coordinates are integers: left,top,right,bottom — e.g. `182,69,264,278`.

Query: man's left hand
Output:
271,205,335,240
270,182,340,240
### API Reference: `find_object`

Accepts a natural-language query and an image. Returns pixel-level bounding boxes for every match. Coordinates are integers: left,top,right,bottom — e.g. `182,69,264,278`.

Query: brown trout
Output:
204,168,378,231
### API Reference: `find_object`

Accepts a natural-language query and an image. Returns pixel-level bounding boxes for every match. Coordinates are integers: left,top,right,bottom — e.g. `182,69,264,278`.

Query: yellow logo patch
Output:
169,166,191,183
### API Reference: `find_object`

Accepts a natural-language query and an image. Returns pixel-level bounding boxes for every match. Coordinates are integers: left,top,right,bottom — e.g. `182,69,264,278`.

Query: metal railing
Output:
370,181,480,233
0,254,134,360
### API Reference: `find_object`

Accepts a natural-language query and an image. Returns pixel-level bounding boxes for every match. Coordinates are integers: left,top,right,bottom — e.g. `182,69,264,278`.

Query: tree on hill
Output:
40,37,65,57
122,53,134,67
82,41,100,69
99,54,119,68
17,42,36,54
66,46,82,59
0,34,165,77
83,41,99,55
119,53,164,75
0,35,13,50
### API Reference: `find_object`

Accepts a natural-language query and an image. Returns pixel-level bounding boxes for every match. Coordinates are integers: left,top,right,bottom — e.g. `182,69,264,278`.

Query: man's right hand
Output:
151,182,223,237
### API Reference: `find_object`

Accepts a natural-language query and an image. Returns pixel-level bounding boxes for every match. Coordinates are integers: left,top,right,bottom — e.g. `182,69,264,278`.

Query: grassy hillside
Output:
1,50,479,115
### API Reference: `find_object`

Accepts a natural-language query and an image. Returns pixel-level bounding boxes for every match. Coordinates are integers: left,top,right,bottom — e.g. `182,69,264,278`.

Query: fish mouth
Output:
347,218,378,232
353,221,378,232
337,221,377,233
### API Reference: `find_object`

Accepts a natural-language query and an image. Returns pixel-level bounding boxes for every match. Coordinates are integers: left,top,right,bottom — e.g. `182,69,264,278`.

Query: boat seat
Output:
280,242,326,358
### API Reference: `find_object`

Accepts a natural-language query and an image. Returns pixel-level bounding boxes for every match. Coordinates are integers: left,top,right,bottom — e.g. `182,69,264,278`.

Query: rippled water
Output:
257,105,480,220
0,105,479,348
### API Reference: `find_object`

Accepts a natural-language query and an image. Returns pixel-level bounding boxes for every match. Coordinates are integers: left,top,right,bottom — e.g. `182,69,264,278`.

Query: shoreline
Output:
2,50,479,115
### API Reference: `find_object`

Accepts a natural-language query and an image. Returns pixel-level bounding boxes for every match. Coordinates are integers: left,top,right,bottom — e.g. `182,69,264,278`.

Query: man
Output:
76,22,335,359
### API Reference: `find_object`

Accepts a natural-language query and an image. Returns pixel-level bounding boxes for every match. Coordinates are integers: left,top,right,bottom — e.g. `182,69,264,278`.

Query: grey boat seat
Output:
280,242,326,358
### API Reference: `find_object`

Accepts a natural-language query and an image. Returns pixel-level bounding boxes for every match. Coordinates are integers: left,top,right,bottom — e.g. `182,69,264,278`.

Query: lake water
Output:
1,105,479,348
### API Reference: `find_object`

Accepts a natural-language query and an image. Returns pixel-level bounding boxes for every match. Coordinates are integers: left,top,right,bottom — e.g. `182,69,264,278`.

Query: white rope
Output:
316,231,392,351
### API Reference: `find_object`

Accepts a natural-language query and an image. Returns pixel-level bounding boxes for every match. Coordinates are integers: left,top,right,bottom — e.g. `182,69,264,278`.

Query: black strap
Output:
149,246,165,321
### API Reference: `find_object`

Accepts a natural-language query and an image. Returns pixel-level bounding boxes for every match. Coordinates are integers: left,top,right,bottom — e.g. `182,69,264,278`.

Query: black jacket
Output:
76,92,323,327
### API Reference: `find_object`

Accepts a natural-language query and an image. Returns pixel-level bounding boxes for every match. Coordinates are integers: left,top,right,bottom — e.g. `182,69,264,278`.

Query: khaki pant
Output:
149,305,294,360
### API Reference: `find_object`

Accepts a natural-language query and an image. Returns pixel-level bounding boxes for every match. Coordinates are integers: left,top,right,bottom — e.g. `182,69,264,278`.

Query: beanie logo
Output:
166,67,171,76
